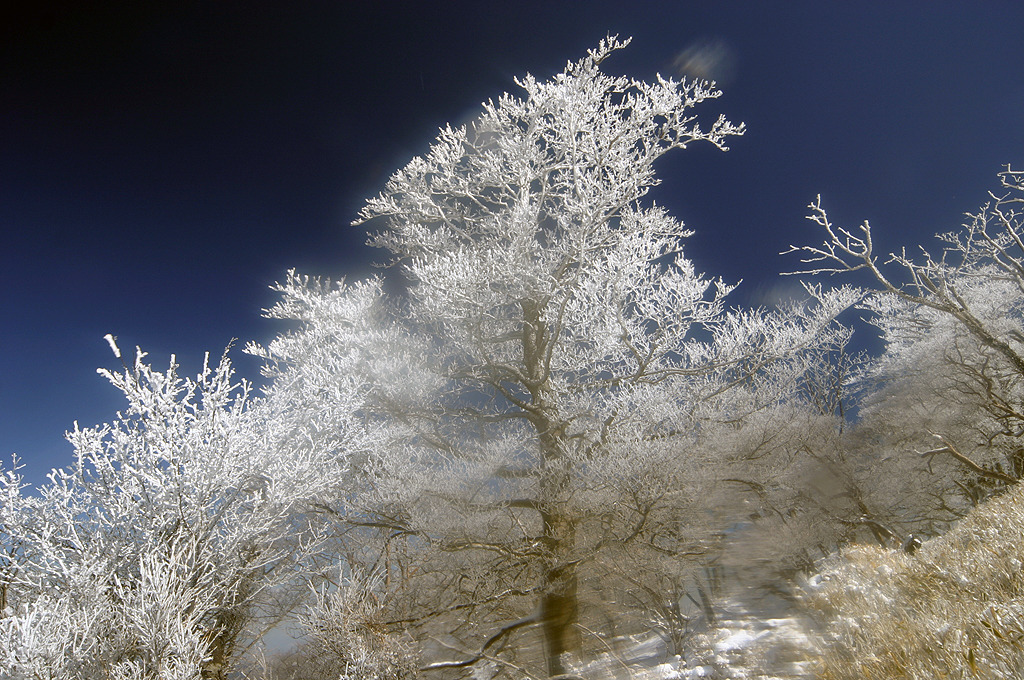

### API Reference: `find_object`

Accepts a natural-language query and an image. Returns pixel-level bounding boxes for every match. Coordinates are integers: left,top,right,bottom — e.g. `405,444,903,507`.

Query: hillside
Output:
796,481,1024,679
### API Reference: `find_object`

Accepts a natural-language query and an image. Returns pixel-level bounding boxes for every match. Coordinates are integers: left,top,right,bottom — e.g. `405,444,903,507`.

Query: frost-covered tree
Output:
0,339,351,679
789,166,1024,510
254,37,857,676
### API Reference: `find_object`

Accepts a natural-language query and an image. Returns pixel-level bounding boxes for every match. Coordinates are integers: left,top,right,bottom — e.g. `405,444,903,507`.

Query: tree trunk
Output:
201,609,242,680
539,512,579,677
201,634,230,680
521,298,581,676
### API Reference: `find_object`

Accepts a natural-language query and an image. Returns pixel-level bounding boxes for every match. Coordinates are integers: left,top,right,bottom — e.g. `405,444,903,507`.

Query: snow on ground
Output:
569,609,815,680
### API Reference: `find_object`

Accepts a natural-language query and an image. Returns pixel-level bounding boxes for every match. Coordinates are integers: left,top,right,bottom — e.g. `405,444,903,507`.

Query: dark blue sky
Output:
3,2,1023,487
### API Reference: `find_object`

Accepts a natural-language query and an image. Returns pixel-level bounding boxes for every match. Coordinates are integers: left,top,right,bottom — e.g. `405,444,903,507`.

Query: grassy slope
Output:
799,482,1024,679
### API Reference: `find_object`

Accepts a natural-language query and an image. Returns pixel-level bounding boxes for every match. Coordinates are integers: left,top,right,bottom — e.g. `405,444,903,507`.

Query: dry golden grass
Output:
798,482,1024,679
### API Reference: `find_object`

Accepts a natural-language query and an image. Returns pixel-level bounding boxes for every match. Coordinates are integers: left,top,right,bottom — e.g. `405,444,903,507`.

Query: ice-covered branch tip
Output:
997,163,1024,191
104,333,121,359
780,196,877,277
